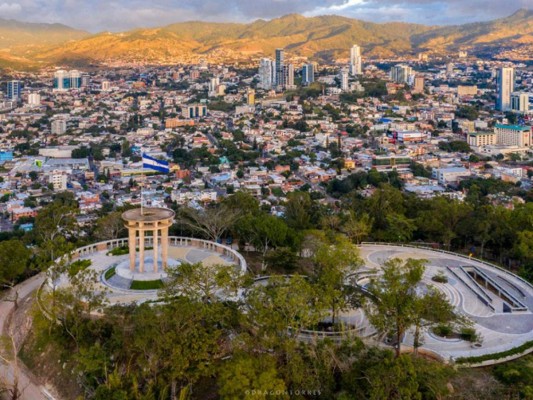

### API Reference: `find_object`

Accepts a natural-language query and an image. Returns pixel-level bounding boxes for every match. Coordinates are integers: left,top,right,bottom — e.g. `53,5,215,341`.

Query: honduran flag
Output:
142,153,169,173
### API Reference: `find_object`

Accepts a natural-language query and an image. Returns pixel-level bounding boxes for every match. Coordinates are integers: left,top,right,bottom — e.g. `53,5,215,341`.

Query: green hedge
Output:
104,266,116,280
130,279,164,290
107,246,154,256
456,340,533,364
68,259,92,277
107,246,129,256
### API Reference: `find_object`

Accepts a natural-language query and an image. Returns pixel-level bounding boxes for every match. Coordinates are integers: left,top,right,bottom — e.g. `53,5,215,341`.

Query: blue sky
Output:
0,0,531,32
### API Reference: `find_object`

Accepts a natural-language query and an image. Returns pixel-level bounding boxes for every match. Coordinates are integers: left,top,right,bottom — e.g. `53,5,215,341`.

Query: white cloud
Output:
2,0,531,31
0,2,22,15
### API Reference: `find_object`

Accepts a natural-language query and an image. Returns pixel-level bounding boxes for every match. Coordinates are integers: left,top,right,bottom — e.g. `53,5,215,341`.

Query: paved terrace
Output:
359,244,533,361
51,237,247,306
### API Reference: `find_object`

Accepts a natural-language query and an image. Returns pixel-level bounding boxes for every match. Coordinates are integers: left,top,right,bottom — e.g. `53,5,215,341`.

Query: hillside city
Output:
1,14,533,400
0,48,532,229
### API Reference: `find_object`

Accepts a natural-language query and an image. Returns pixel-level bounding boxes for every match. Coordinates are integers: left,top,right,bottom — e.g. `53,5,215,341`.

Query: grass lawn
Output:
104,266,116,280
130,279,164,290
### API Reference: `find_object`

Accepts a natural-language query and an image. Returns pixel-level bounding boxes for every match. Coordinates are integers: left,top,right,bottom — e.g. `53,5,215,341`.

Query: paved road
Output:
0,273,53,400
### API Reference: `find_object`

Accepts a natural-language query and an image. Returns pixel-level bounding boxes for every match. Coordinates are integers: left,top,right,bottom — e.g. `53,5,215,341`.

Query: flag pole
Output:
141,152,144,216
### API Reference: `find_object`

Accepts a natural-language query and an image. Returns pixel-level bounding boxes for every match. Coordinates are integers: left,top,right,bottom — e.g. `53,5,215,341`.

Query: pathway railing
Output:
361,242,533,291
71,237,248,274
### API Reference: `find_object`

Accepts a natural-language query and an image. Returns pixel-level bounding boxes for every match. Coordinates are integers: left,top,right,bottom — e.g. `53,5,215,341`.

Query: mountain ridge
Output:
0,9,531,68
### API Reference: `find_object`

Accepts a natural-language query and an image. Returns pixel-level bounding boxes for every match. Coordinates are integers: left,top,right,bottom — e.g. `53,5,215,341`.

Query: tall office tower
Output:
511,92,531,114
275,48,285,87
70,70,82,89
81,73,91,87
259,58,275,89
496,67,515,111
412,75,425,94
7,80,21,100
285,64,295,88
302,63,315,85
247,89,255,105
446,62,454,76
340,68,349,91
53,70,70,91
27,93,41,106
349,45,362,76
390,64,413,84
208,76,220,93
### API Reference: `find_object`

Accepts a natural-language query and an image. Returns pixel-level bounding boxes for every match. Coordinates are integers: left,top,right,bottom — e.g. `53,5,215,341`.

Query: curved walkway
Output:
0,274,55,400
359,244,533,362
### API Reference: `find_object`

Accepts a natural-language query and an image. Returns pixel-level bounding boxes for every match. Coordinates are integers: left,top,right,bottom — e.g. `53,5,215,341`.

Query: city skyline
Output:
0,0,530,32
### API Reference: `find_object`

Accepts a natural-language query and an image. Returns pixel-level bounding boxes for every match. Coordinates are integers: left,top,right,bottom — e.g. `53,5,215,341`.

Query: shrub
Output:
433,324,453,338
68,259,92,277
456,341,533,364
107,246,129,256
459,327,478,342
104,266,116,280
432,273,448,283
130,280,164,290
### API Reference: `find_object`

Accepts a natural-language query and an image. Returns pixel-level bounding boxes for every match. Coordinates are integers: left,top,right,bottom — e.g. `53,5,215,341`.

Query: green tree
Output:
314,236,362,325
162,262,242,303
34,195,78,266
284,192,312,230
411,287,463,355
246,275,324,342
0,240,31,307
178,205,240,242
242,214,290,270
365,258,426,357
94,211,125,241
342,212,373,244
218,353,288,400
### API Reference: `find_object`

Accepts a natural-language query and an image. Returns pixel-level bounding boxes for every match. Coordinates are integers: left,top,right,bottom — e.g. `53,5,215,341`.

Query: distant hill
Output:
0,18,89,68
33,14,433,64
1,10,532,68
412,9,533,54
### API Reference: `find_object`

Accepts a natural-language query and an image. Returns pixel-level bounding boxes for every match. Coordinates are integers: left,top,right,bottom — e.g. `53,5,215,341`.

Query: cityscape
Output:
0,3,532,400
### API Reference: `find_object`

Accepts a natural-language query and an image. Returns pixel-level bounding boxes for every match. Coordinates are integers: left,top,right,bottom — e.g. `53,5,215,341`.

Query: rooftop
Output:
495,124,531,131
122,207,175,222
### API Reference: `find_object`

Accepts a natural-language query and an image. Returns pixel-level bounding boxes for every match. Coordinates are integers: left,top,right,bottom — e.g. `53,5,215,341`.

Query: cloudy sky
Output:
0,0,531,32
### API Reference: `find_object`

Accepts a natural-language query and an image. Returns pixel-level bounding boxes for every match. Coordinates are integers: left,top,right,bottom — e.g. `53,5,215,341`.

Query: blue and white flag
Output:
142,153,169,173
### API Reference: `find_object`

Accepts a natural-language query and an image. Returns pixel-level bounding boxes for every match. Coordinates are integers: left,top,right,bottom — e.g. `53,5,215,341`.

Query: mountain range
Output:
0,9,532,69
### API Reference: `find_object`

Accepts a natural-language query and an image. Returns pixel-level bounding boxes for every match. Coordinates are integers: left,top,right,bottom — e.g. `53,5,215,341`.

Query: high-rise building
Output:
275,49,285,87
182,104,207,119
494,123,531,147
27,93,41,106
497,67,515,111
54,70,84,91
511,92,532,114
446,63,454,76
51,119,67,135
340,68,349,92
412,75,424,94
285,64,295,89
247,89,255,105
258,58,275,90
54,70,69,91
81,73,91,88
302,63,315,85
349,45,362,76
70,70,82,89
7,80,21,100
390,64,413,84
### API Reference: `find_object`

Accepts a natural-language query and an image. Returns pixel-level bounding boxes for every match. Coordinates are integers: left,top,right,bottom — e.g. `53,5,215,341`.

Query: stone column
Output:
139,228,145,273
153,227,159,273
128,226,136,271
161,226,169,270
